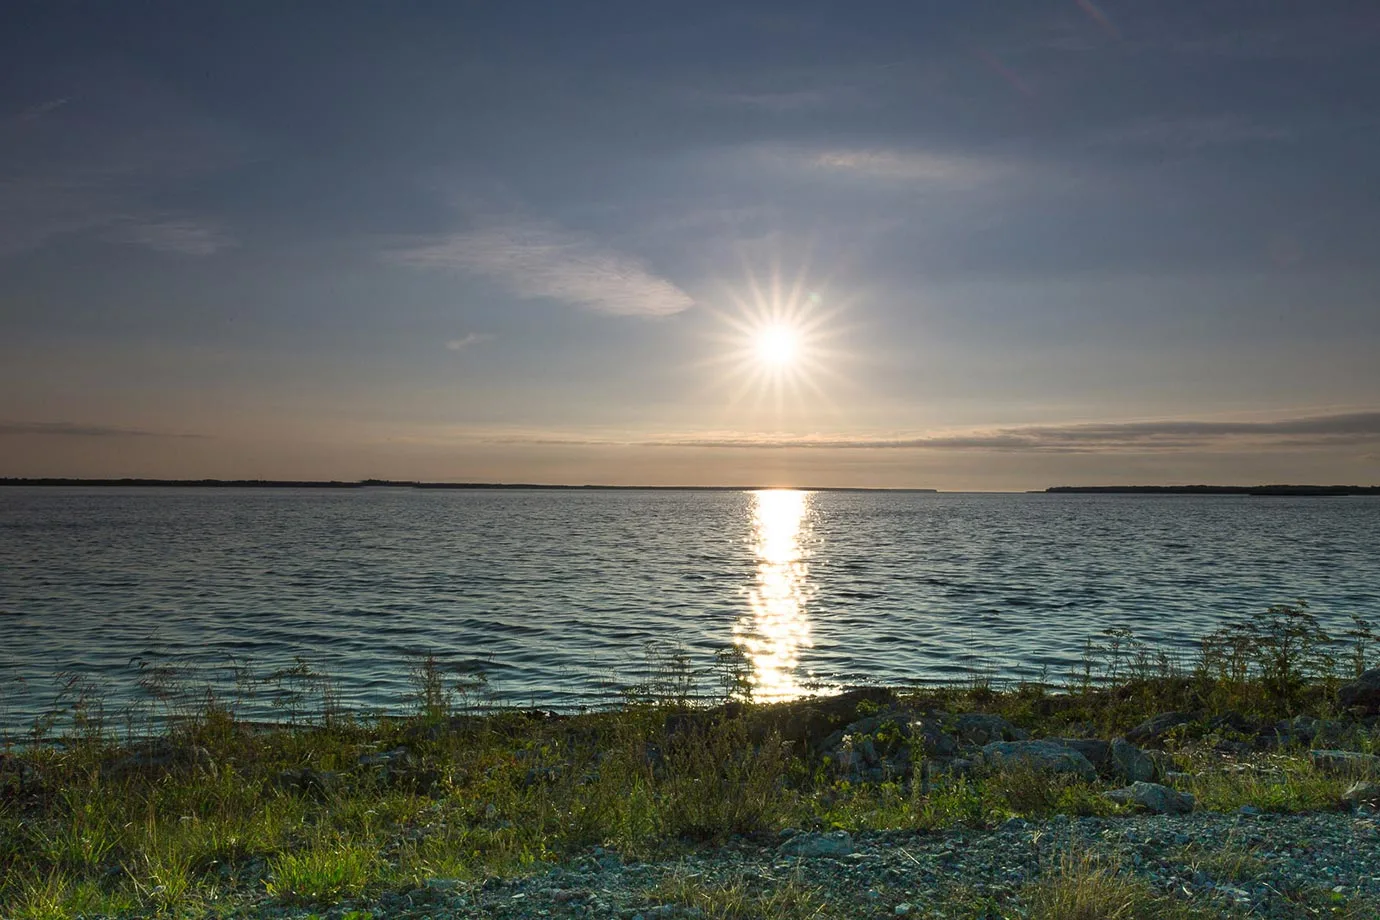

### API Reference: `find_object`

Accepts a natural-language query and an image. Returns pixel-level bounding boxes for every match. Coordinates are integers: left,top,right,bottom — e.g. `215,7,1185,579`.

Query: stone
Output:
1339,667,1380,715
1342,780,1380,807
981,740,1098,782
104,742,215,778
1105,781,1196,815
1049,738,1111,773
777,830,854,858
1111,738,1157,782
1125,711,1197,747
954,713,1028,745
895,904,914,916
1309,750,1380,777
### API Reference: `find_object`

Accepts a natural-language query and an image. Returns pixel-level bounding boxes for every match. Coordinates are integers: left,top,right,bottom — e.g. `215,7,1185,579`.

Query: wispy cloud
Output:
445,332,494,351
473,411,1380,454
807,148,1003,186
112,217,234,256
0,421,205,439
390,219,693,317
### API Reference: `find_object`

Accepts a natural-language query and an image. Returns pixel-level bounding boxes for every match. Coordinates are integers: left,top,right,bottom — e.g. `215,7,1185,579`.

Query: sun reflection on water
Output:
735,489,814,701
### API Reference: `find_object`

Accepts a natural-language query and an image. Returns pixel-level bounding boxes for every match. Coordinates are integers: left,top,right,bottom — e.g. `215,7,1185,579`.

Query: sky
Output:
2,1,1379,490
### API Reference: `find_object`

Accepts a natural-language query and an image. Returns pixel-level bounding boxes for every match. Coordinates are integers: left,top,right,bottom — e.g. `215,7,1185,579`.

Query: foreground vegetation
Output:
2,603,1378,918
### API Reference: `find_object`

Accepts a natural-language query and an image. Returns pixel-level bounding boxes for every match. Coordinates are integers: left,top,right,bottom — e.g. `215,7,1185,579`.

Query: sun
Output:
754,324,800,368
696,261,852,416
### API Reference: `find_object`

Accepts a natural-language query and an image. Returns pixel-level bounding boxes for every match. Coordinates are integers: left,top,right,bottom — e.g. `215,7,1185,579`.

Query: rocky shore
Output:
287,809,1380,919
4,663,1380,919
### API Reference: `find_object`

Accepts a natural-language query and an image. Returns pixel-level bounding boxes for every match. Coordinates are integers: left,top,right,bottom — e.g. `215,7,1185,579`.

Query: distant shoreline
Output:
0,477,940,493
1045,484,1380,496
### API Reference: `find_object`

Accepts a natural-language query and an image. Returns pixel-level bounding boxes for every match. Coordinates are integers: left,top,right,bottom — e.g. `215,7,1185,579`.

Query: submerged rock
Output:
981,740,1097,782
1106,781,1195,815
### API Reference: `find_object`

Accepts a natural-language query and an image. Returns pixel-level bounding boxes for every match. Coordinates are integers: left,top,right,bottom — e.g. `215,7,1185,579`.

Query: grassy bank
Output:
2,603,1378,918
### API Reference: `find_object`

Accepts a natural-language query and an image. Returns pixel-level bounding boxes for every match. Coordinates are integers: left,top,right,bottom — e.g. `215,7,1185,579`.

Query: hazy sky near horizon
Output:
3,1,1380,489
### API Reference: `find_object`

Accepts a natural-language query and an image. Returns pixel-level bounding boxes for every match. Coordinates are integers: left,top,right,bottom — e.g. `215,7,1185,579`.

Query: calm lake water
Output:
1,487,1377,732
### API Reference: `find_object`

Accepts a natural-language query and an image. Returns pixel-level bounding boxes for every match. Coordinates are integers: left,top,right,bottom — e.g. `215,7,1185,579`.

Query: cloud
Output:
0,421,205,439
445,332,494,351
807,148,1003,186
112,217,234,256
390,220,693,317
474,411,1380,454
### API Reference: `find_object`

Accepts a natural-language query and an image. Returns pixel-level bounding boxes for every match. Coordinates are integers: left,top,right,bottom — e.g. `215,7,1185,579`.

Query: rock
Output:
0,753,39,799
1342,780,1380,807
1111,738,1157,782
103,741,215,778
1105,781,1196,815
1049,738,1111,773
895,903,914,916
908,718,959,757
981,740,1098,782
1238,804,1263,816
273,767,341,798
358,745,414,769
954,713,1028,745
1125,711,1197,747
1274,716,1351,747
1339,667,1380,715
1309,750,1380,777
747,688,896,749
777,830,854,858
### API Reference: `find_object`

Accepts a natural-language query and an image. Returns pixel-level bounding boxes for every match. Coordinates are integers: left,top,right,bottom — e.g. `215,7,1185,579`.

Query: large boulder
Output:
981,740,1097,782
1125,711,1197,747
1048,738,1111,773
1111,737,1158,782
1106,781,1195,815
1339,668,1380,715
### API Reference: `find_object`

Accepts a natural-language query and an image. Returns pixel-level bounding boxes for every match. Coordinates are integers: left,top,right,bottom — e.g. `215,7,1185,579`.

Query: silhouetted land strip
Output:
1046,484,1380,496
0,477,937,492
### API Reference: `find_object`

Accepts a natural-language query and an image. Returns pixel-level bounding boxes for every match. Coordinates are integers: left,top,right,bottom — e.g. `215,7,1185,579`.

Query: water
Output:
1,487,1377,732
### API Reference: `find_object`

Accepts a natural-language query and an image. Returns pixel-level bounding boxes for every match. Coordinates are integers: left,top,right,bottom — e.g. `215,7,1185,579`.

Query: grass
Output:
0,605,1376,916
1023,850,1225,920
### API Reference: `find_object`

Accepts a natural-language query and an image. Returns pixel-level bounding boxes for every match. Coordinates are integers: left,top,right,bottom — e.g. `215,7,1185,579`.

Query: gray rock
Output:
1339,667,1380,715
955,713,1028,745
1125,711,1197,747
1105,781,1196,815
1342,780,1380,806
1049,738,1111,773
1111,738,1157,782
1311,750,1380,777
777,830,854,858
981,740,1098,782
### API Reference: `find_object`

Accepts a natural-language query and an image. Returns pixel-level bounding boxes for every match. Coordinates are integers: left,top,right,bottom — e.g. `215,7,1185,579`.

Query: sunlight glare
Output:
734,489,814,701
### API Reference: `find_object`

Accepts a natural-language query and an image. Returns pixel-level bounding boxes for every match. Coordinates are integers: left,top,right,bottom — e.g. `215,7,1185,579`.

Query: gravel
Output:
248,808,1380,919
